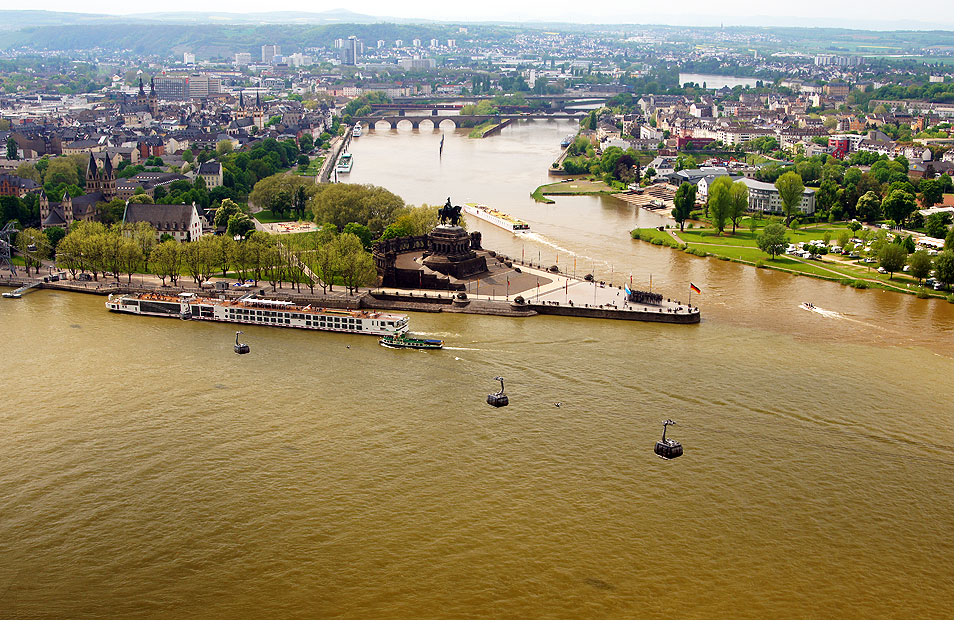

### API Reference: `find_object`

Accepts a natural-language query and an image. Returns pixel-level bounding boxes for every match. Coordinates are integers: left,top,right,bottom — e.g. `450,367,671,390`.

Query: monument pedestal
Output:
422,225,487,278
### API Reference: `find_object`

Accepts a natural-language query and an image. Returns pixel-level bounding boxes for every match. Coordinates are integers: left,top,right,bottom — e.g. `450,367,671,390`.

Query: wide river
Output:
0,120,952,618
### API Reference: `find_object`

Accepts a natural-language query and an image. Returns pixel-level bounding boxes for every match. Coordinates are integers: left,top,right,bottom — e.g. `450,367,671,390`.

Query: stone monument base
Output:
422,225,487,279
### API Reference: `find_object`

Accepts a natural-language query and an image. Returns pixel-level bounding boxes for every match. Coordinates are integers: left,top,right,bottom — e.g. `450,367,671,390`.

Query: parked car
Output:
78,273,93,281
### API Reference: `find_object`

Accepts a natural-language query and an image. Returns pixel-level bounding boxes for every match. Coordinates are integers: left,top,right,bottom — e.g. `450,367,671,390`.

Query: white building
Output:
742,178,816,215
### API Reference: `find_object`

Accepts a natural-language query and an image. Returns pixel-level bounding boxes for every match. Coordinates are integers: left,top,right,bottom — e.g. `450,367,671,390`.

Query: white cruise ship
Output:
463,203,531,232
352,122,363,137
106,292,408,336
335,152,353,173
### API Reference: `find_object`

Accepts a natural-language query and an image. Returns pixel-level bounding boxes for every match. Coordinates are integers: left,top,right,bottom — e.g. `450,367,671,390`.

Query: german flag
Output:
690,283,701,294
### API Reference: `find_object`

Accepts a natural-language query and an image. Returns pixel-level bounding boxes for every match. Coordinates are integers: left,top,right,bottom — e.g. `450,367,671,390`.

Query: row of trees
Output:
46,220,380,294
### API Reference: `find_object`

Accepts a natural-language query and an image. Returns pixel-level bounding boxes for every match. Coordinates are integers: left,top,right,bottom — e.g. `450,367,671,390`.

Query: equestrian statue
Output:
438,197,463,226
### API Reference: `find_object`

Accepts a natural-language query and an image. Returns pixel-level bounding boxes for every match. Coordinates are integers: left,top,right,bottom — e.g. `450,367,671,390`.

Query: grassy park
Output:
631,223,950,298
531,179,616,203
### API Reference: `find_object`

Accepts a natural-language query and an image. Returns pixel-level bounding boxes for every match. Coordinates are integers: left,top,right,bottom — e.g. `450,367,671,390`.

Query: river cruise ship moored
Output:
106,292,409,336
463,203,530,232
335,152,354,173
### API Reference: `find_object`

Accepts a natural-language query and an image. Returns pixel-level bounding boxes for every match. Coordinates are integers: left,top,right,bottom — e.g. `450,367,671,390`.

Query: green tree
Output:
908,249,933,284
757,223,789,259
775,171,805,222
45,157,79,187
43,226,66,250
128,193,153,204
856,191,882,223
6,137,18,160
342,222,373,250
918,178,944,208
313,235,340,294
15,162,41,183
708,176,733,233
925,212,951,239
298,134,315,153
310,183,404,235
15,227,50,275
671,182,696,232
933,249,953,286
815,179,839,218
216,139,234,157
212,234,236,277
119,240,144,283
127,221,158,272
181,149,194,164
150,239,182,286
938,174,953,194
214,198,242,228
877,243,907,278
227,213,255,239
729,181,749,234
181,237,218,287
881,189,916,228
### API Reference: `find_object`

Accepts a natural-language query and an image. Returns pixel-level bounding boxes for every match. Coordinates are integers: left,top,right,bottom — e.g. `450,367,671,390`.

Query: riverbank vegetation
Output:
531,179,616,203
38,218,377,294
631,222,954,298
468,121,500,138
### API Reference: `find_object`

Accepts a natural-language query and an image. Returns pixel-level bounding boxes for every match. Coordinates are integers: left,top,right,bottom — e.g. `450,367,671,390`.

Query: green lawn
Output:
297,155,325,177
630,227,949,298
253,210,302,224
533,179,616,203
468,121,499,138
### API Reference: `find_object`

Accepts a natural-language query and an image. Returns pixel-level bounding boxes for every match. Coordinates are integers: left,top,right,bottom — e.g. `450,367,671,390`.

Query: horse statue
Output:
438,197,463,226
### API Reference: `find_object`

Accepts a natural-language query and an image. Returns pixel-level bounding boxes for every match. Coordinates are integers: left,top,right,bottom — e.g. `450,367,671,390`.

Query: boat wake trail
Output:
800,304,845,320
443,346,482,351
517,232,610,270
799,304,883,329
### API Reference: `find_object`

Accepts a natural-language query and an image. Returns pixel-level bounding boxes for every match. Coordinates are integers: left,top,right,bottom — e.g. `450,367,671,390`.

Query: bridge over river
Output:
353,113,584,130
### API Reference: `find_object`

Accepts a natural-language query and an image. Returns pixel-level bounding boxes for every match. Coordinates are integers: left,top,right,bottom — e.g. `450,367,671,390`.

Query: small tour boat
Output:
378,333,443,350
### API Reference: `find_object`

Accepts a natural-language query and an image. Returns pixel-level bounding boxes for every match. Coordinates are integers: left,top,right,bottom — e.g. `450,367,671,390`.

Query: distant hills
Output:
0,9,388,30
0,10,951,58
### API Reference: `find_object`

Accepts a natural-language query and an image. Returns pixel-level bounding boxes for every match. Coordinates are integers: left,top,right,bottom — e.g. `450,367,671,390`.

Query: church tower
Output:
252,91,265,130
39,188,49,223
85,152,116,200
149,77,159,118
136,77,149,110
62,190,74,225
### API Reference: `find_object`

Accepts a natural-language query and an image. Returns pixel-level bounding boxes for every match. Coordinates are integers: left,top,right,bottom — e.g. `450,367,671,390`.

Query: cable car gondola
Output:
234,330,250,354
654,419,683,459
486,376,508,407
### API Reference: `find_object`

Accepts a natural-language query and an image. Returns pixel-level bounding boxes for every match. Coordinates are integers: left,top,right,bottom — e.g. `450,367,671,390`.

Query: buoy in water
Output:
654,419,683,459
487,376,509,407
234,331,250,354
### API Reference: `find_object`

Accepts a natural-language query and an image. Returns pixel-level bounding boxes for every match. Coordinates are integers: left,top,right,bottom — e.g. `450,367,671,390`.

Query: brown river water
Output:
0,119,952,618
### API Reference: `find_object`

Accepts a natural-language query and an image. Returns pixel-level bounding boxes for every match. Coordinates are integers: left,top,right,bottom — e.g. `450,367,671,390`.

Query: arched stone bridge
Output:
354,115,495,130
354,113,584,130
